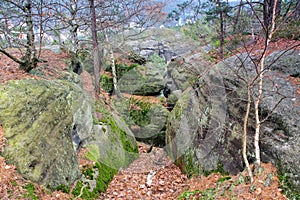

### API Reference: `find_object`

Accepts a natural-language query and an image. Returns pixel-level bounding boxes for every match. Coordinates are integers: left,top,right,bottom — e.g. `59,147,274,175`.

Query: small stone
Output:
159,180,165,185
5,165,11,169
255,187,262,195
258,180,264,184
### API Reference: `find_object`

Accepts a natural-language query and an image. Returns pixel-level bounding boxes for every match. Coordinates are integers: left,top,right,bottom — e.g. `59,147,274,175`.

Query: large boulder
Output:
117,28,199,63
165,50,300,191
118,54,167,96
113,97,169,146
165,53,239,174
164,52,210,105
0,77,138,190
0,79,83,189
218,50,300,190
260,50,300,191
90,109,138,169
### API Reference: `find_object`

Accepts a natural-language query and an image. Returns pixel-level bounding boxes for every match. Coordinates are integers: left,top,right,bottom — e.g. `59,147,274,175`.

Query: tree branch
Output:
0,49,24,65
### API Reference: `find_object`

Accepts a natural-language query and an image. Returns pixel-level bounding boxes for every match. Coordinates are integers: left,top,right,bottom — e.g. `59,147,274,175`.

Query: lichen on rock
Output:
0,79,84,189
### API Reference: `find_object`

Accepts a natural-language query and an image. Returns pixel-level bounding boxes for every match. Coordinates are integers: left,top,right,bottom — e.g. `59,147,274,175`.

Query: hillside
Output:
0,37,299,199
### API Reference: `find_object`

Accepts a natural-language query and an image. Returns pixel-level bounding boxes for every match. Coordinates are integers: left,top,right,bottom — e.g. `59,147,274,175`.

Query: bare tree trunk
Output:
263,0,278,29
89,0,100,95
233,0,243,33
21,0,38,72
243,85,254,183
69,0,79,54
254,0,278,168
263,0,270,29
105,32,122,98
217,0,224,59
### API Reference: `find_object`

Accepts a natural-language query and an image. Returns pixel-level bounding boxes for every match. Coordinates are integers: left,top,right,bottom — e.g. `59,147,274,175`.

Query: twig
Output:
75,183,88,200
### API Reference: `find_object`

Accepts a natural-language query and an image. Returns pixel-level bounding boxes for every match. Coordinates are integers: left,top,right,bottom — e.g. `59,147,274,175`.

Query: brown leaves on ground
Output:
0,49,38,83
0,49,70,84
101,143,288,200
242,37,300,58
184,163,288,200
0,129,290,200
210,36,300,63
101,143,188,200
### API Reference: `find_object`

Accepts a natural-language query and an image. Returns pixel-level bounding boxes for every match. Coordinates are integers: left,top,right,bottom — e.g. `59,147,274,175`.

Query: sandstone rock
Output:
165,50,300,192
0,78,138,190
118,54,166,96
0,79,82,189
113,98,168,146
121,28,198,63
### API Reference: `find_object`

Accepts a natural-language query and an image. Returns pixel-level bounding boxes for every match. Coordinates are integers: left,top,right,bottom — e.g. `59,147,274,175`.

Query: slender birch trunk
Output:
254,0,278,168
105,31,122,98
243,85,254,183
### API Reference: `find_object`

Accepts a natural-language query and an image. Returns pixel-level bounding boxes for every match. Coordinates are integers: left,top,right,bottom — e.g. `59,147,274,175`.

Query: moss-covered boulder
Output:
164,52,210,105
0,79,84,189
71,103,138,199
90,104,139,169
0,77,139,193
166,50,300,195
112,97,168,146
165,58,238,175
118,54,167,96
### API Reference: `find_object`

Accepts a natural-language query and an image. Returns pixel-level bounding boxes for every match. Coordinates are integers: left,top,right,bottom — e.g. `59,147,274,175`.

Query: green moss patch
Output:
72,162,117,199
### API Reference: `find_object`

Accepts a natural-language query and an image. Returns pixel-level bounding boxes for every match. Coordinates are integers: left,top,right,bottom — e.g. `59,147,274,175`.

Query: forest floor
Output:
0,38,299,199
0,132,290,199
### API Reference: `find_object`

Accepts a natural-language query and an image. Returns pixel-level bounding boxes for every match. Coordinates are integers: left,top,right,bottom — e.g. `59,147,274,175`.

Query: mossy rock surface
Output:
166,50,300,197
0,79,83,189
73,102,138,199
112,97,168,146
117,54,166,96
0,76,139,196
92,100,138,168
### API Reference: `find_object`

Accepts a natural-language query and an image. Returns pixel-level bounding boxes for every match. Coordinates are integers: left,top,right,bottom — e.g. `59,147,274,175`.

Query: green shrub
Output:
129,98,151,126
23,183,38,200
72,162,117,199
278,172,300,200
100,74,113,93
178,190,201,200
